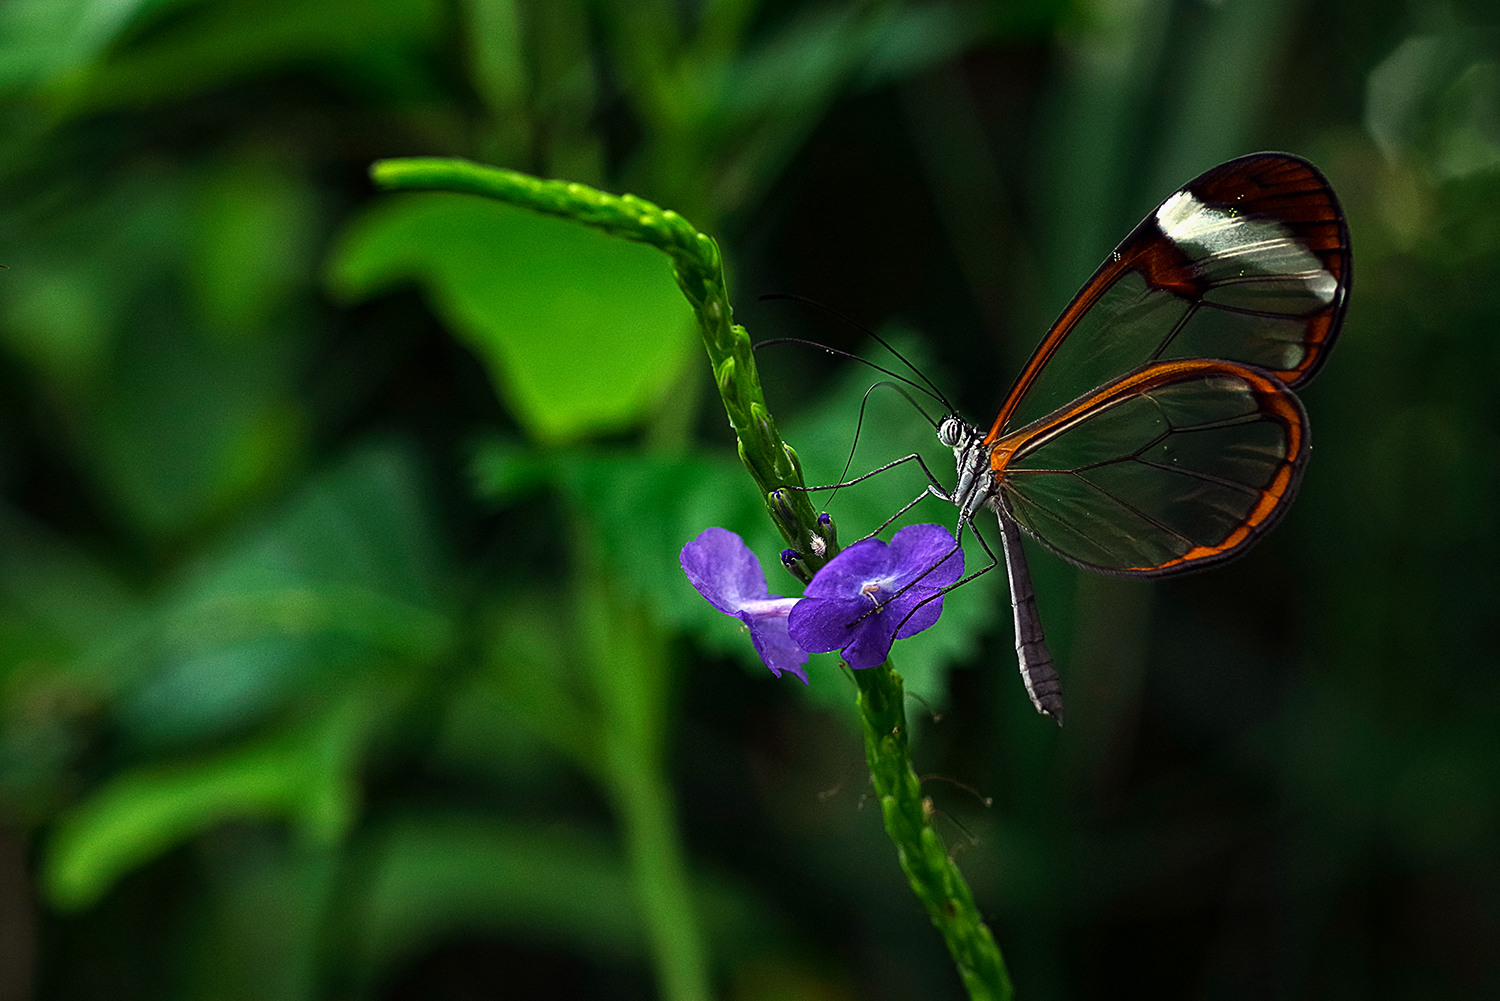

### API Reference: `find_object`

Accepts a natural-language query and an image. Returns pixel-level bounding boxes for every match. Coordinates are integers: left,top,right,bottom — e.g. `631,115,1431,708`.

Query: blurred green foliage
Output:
0,0,1497,999
331,194,697,442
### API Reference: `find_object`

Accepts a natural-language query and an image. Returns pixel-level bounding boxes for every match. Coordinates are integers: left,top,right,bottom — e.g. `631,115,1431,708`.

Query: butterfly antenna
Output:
827,380,938,507
753,336,945,407
759,293,957,413
872,381,940,430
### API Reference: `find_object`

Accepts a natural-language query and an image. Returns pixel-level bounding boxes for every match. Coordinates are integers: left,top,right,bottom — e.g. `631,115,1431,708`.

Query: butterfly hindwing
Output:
992,360,1308,576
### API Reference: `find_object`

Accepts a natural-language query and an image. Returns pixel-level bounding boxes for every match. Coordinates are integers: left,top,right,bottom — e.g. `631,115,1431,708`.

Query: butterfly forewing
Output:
994,360,1308,575
987,154,1350,438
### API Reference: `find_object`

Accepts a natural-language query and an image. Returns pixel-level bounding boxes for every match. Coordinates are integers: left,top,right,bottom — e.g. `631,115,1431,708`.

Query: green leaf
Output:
469,433,553,503
550,448,796,675
80,320,304,536
46,0,441,113
0,171,188,384
345,812,782,991
0,169,308,535
43,695,375,910
709,4,976,123
349,813,649,981
179,442,447,608
0,0,169,91
329,193,697,443
461,0,525,117
175,834,337,1001
0,260,115,380
189,156,319,340
1367,32,1500,181
692,3,983,211
0,505,134,649
115,443,451,745
0,507,136,817
473,588,601,774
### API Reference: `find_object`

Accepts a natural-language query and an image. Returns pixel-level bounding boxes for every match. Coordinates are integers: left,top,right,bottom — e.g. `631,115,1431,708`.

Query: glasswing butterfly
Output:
856,153,1349,724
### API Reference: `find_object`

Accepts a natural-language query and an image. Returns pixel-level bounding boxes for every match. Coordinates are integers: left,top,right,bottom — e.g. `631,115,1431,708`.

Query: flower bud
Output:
715,358,738,400
768,488,798,525
816,511,838,550
751,403,779,454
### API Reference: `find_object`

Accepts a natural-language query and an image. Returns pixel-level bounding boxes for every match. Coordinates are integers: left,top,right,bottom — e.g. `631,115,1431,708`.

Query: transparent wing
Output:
992,360,1308,576
988,153,1350,438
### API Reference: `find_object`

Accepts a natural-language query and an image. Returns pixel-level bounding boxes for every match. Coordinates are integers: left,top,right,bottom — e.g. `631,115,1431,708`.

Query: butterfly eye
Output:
937,417,964,448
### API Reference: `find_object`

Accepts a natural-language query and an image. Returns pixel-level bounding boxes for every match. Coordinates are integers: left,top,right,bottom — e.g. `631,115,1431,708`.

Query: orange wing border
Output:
989,359,1310,577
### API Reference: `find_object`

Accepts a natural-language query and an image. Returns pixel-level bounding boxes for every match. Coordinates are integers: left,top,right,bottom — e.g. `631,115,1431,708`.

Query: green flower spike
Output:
370,158,1013,1001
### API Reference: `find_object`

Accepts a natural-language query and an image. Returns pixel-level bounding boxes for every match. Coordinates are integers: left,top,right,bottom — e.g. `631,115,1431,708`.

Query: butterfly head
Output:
936,415,998,522
937,415,968,449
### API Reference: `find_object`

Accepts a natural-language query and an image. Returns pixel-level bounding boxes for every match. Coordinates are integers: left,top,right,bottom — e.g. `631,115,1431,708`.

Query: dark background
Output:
0,0,1496,998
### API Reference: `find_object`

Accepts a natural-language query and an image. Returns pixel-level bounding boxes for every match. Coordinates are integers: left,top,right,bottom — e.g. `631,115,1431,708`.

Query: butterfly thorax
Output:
938,415,1001,524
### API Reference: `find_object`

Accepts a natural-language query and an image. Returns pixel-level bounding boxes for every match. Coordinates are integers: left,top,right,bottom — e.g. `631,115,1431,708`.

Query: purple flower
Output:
788,524,963,670
680,527,808,683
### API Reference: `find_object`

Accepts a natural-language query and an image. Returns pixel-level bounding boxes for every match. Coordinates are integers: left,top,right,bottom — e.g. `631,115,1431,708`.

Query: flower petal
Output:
787,596,870,654
891,589,944,639
740,609,809,683
801,537,892,598
887,524,964,589
680,527,771,614
840,611,899,669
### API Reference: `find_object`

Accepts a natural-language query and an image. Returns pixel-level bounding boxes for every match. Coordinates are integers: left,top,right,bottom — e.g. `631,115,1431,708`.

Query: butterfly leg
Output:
997,510,1063,725
876,514,1064,724
857,516,997,631
785,452,950,494
856,486,947,542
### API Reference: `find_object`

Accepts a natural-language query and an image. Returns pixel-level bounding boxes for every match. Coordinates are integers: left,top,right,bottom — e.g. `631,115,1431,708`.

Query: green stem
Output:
580,551,712,1001
607,752,711,1001
369,157,1014,1000
853,661,1013,1000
